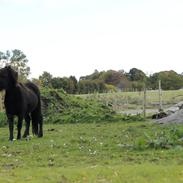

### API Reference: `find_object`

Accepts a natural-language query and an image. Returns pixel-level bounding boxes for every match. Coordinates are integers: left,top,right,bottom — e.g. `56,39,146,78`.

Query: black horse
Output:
0,66,43,141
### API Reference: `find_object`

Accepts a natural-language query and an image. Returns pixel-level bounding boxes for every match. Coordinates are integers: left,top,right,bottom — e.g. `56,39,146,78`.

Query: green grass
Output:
78,90,183,112
41,89,116,124
1,121,183,182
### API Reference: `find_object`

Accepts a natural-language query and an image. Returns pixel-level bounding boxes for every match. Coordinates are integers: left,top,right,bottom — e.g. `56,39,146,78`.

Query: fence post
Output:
143,85,146,119
158,80,163,111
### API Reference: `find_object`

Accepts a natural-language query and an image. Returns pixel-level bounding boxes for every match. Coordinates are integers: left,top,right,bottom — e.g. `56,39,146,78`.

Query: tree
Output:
51,77,63,89
68,76,78,94
58,77,71,93
80,69,101,80
39,71,53,88
0,49,30,81
78,79,107,94
51,76,77,94
79,69,132,91
127,68,147,81
31,78,42,87
149,71,183,90
99,70,131,90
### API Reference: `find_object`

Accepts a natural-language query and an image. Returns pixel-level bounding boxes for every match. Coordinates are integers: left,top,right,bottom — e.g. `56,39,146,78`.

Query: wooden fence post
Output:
158,80,163,111
143,85,147,119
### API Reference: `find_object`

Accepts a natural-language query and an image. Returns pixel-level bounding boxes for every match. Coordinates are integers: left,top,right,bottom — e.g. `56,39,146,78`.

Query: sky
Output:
0,0,183,79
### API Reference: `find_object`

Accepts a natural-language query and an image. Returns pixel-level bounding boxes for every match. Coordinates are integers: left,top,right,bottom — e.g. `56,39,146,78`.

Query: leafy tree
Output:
131,81,144,91
59,77,71,93
149,71,183,90
78,80,94,94
69,76,78,94
80,69,101,80
80,69,132,91
51,77,63,89
117,79,132,91
105,84,117,92
51,76,78,94
31,78,42,87
39,71,53,88
0,49,30,81
99,70,121,85
127,68,147,81
100,70,131,90
78,80,107,94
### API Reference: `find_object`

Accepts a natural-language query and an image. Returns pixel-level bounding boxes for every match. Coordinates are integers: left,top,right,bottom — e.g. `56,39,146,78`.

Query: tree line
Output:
1,49,183,94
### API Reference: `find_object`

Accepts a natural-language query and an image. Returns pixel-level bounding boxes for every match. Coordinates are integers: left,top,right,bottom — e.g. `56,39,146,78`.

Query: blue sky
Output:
0,0,183,78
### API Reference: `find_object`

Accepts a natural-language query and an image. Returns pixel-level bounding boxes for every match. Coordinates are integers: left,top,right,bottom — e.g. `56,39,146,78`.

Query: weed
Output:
0,112,7,127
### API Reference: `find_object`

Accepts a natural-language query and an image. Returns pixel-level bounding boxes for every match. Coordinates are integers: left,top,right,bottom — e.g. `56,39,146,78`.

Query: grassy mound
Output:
0,89,144,127
41,89,116,124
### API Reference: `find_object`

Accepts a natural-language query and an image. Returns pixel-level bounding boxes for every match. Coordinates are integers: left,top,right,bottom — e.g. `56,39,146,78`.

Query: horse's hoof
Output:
22,134,28,138
26,136,31,141
38,133,43,138
9,138,16,142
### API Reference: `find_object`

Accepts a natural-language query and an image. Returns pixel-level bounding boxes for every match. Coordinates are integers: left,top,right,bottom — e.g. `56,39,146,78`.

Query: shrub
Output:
0,112,7,127
41,88,115,124
134,127,183,150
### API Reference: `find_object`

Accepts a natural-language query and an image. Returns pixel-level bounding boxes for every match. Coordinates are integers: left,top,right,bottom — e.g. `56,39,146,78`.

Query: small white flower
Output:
93,137,97,141
7,154,12,157
63,143,67,146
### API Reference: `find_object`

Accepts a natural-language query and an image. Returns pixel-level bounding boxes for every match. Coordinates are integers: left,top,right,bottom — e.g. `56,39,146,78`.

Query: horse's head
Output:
0,66,18,91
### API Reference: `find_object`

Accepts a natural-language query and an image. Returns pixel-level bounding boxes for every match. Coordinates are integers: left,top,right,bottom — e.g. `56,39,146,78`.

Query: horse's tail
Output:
37,94,43,137
26,82,43,137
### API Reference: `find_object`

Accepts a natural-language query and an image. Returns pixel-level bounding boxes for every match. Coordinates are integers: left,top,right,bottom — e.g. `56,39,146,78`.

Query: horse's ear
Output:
7,66,18,84
5,65,12,69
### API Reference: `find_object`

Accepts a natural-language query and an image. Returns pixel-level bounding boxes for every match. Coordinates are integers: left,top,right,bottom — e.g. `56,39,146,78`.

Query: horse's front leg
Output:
17,116,23,140
7,114,14,141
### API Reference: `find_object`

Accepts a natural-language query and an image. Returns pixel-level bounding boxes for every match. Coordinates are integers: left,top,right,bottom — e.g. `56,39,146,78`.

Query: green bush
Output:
41,88,115,124
0,112,7,127
134,127,183,150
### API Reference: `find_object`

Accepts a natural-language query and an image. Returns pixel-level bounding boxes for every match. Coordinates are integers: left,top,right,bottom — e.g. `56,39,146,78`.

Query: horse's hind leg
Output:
17,116,23,140
38,115,43,137
31,111,43,137
7,114,14,141
31,112,39,136
23,114,31,138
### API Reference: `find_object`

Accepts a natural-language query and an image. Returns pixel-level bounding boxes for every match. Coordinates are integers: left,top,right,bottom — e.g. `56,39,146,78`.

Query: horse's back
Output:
25,82,41,97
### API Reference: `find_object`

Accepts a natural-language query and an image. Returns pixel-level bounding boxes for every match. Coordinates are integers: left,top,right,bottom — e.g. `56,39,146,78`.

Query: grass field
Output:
78,90,183,113
1,121,183,182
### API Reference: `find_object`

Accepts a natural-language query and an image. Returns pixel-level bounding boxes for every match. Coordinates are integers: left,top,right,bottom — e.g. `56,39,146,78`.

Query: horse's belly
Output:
27,102,38,112
5,103,21,115
27,93,38,111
